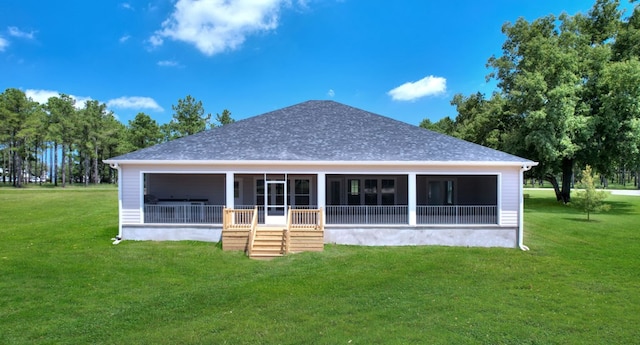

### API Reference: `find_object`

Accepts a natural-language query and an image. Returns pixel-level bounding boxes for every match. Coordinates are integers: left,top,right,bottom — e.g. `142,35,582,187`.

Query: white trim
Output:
139,171,144,224
408,173,417,226
105,159,538,168
226,172,234,208
135,168,514,176
317,173,326,221
497,173,502,226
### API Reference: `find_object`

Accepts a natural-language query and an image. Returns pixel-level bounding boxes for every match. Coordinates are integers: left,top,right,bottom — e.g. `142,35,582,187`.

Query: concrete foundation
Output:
121,224,517,248
122,224,222,242
324,226,517,248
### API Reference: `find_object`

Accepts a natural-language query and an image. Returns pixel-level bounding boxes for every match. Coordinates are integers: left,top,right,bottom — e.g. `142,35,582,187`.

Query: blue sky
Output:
0,0,627,126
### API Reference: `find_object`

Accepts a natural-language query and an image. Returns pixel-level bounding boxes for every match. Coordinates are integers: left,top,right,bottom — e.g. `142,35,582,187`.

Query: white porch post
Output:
408,173,417,225
225,172,234,209
317,172,326,217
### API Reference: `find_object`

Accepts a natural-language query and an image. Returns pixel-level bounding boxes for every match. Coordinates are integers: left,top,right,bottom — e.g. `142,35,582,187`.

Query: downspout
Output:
109,163,123,244
518,164,533,251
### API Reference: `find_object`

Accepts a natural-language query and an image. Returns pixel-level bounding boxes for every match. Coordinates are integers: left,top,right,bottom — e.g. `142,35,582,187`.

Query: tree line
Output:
4,0,638,198
420,0,640,202
0,91,233,187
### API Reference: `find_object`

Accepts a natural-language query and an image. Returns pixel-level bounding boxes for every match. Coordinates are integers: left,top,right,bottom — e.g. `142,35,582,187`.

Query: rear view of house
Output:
104,100,537,253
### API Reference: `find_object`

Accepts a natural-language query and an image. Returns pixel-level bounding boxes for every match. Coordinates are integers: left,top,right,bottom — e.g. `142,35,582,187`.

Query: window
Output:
445,180,454,205
342,177,397,206
293,179,310,206
348,179,360,205
381,179,395,205
428,179,455,205
364,179,377,205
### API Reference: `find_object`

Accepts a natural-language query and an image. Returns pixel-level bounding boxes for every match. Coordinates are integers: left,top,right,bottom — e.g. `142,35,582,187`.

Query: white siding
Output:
500,168,520,226
116,162,527,236
121,167,142,224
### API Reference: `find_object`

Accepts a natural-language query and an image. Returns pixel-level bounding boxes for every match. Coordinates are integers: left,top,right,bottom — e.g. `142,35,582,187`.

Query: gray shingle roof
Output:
107,100,534,163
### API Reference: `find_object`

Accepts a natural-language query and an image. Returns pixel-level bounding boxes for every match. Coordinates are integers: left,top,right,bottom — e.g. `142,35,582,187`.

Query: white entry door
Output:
265,179,287,225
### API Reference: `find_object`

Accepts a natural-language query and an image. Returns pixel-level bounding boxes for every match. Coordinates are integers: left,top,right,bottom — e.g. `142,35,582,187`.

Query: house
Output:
104,100,537,254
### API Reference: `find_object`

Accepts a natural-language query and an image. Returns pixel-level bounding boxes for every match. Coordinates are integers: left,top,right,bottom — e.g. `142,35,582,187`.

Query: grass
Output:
0,188,639,344
525,180,640,190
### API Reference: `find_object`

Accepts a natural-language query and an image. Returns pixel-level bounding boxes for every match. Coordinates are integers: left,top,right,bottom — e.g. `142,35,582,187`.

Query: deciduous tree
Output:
572,165,610,220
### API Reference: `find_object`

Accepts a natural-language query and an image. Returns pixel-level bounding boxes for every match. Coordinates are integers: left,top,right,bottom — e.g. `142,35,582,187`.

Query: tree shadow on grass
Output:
598,200,636,216
562,217,602,223
526,199,636,216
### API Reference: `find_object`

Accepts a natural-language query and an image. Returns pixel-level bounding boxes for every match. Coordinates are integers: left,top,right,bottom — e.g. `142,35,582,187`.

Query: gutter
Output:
102,159,535,168
518,164,535,251
109,163,123,244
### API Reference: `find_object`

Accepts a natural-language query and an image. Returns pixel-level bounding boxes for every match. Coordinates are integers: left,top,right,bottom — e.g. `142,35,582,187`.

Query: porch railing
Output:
143,204,497,225
416,205,497,225
235,205,316,224
236,205,265,224
144,204,224,224
325,205,408,225
223,207,256,229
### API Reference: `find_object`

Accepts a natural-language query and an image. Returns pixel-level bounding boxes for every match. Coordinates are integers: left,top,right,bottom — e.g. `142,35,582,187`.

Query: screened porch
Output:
141,173,499,226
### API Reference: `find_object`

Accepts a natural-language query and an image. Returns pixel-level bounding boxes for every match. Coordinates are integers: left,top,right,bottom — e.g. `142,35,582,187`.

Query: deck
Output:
221,207,324,259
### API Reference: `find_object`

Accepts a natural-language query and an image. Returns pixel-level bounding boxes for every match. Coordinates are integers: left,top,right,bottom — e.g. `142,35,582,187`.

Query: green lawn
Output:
0,188,638,344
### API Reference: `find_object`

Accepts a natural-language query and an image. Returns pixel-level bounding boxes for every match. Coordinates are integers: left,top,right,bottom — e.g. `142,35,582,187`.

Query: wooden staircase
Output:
248,226,287,260
222,207,324,260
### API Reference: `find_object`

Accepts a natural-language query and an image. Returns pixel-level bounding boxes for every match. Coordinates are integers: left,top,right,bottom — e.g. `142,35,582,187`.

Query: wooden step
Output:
257,226,286,231
250,253,284,260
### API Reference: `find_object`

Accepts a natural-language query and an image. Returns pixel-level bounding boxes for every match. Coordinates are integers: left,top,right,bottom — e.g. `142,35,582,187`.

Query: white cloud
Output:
107,96,163,111
327,89,335,98
157,59,180,67
120,3,134,10
387,75,447,101
148,34,163,47
0,36,8,51
25,89,92,108
8,26,35,40
150,0,289,56
119,34,131,43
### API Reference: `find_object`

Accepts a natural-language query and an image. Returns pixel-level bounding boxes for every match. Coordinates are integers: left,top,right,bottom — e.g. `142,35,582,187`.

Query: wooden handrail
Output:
223,208,254,230
285,208,292,255
288,208,323,230
246,207,259,257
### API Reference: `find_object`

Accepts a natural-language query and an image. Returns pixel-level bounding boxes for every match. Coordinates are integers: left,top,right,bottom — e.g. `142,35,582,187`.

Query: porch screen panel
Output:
294,179,310,206
428,180,455,205
381,179,395,205
445,180,454,205
256,179,265,206
329,181,341,205
364,179,377,205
